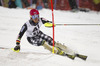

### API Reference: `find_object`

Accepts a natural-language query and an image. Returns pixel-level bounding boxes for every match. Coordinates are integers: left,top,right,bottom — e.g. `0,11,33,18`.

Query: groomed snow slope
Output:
0,7,100,66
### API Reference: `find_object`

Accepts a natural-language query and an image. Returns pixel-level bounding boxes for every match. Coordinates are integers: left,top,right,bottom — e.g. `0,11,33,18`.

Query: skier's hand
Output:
44,22,56,27
13,38,21,52
14,45,20,51
15,39,20,51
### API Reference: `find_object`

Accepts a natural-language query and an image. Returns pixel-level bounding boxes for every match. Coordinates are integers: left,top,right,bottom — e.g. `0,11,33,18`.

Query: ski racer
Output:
13,9,87,60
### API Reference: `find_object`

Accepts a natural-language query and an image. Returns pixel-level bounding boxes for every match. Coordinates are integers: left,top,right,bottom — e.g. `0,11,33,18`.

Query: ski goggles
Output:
31,14,39,19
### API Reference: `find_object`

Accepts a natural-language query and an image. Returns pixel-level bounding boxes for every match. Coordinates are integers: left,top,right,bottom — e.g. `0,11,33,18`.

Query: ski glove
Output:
14,45,20,51
44,22,56,27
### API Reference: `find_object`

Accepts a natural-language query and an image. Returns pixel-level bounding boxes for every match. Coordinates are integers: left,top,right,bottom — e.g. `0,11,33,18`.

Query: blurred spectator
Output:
8,0,17,8
15,0,22,8
68,0,78,11
48,0,54,9
69,0,90,12
93,0,100,4
27,0,38,9
33,0,37,4
27,0,32,6
43,0,49,8
93,0,100,11
36,0,44,10
2,0,9,7
55,0,71,10
0,0,99,11
21,0,30,8
0,0,2,6
28,0,37,6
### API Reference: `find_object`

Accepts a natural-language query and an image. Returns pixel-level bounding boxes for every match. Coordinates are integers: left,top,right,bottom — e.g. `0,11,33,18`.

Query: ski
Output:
0,47,19,52
64,53,87,60
65,54,76,60
76,54,88,60
0,47,9,49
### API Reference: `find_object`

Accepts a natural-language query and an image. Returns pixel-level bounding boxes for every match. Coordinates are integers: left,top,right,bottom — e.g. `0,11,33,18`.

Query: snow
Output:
0,6,100,66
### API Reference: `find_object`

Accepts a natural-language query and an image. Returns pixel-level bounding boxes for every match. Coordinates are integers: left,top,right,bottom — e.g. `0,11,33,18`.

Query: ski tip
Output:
11,48,20,52
83,56,88,61
76,54,88,61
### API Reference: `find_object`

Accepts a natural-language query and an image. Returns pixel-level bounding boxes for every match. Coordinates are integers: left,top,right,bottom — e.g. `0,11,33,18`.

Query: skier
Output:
13,9,87,60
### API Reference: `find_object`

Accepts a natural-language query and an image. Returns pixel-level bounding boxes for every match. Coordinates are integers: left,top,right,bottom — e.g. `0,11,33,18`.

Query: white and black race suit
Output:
17,18,53,46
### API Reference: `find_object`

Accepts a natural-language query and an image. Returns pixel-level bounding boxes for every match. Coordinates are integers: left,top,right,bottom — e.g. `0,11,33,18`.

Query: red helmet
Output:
30,9,39,16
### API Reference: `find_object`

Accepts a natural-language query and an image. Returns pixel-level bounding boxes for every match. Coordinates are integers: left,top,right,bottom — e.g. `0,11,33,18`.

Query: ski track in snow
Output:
0,7,100,66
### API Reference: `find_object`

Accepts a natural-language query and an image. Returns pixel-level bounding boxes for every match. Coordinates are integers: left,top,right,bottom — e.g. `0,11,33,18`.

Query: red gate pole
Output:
50,0,55,53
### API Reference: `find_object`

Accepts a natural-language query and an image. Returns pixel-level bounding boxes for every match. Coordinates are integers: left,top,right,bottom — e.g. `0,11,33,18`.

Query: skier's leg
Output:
38,31,75,56
38,31,53,46
42,41,75,59
27,37,34,44
38,31,65,55
41,40,65,55
42,40,57,53
27,37,42,46
55,42,76,55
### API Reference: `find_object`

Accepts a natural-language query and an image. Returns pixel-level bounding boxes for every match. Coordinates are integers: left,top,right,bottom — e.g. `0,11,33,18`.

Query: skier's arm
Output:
41,18,56,27
16,23,27,45
14,24,27,51
41,18,52,24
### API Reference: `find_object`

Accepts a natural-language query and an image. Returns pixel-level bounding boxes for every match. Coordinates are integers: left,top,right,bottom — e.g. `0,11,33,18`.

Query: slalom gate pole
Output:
50,0,55,53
